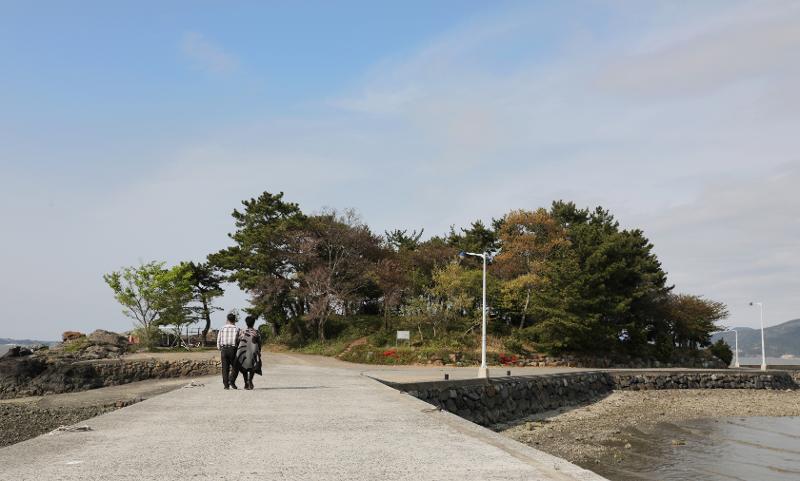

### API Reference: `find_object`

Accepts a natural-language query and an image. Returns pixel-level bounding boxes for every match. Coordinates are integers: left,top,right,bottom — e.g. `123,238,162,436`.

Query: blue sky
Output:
2,1,799,340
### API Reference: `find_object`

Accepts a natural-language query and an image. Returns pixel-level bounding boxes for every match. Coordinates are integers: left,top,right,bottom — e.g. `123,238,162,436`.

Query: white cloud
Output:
180,32,238,74
597,3,800,97
3,2,799,339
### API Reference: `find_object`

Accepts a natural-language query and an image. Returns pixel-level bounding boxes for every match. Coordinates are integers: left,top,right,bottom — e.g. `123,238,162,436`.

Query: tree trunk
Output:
519,289,530,329
200,295,212,346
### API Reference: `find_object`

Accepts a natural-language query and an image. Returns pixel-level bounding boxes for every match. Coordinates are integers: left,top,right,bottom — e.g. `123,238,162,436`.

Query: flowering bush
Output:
498,353,518,366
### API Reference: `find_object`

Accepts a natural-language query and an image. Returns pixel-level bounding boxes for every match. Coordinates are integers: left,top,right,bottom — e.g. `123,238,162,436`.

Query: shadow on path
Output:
253,386,330,391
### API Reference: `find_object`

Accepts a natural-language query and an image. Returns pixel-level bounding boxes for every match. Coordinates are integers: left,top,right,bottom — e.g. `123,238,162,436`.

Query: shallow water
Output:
592,417,800,481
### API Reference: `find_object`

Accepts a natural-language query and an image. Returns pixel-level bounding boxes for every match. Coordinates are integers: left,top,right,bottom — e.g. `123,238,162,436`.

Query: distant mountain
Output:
711,319,800,358
0,338,57,346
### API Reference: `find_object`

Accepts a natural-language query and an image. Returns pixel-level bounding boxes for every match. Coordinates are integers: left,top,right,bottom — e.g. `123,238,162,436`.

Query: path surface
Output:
0,353,605,481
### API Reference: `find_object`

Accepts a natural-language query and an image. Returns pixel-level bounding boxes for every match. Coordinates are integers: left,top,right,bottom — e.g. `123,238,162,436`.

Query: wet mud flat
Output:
501,389,800,480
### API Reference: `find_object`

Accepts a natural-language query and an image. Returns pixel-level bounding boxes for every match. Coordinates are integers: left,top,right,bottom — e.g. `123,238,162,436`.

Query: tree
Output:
374,257,410,330
709,339,733,366
493,209,567,328
447,220,498,255
208,191,307,326
528,204,671,354
292,209,383,340
429,261,501,336
665,293,729,349
103,261,193,347
384,228,424,251
186,262,224,343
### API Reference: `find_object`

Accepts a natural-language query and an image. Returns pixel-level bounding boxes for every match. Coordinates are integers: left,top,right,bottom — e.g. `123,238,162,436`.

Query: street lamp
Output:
459,251,489,378
749,302,767,371
719,329,740,368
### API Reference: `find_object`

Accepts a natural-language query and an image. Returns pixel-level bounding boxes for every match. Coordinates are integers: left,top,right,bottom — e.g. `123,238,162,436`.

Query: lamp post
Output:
459,251,489,378
749,302,767,371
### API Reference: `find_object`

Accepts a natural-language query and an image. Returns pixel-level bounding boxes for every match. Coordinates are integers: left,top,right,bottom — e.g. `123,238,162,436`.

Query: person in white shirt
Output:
217,312,241,389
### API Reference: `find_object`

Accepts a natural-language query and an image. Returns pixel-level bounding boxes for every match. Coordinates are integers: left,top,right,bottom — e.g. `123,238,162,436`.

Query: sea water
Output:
592,416,800,481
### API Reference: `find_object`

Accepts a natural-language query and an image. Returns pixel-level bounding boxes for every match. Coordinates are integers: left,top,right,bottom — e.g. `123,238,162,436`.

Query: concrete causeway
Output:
0,353,605,481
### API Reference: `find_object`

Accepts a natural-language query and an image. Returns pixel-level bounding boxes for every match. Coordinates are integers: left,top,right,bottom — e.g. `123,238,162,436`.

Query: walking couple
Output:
217,312,262,390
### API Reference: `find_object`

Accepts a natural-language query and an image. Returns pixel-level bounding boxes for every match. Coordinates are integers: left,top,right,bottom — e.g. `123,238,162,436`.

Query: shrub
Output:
708,339,733,366
502,336,527,356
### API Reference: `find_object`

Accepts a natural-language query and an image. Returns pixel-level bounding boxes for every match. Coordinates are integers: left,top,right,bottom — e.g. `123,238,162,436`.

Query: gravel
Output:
501,389,800,467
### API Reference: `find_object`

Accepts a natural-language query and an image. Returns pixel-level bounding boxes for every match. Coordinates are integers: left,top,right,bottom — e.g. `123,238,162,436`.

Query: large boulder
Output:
87,330,127,348
0,346,33,360
62,331,84,342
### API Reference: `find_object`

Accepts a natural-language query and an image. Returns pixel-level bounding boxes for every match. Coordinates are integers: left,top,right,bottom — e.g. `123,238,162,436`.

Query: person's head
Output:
226,312,237,324
245,315,256,328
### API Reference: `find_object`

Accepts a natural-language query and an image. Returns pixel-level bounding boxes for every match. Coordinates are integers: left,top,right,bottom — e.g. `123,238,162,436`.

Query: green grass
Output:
62,337,90,352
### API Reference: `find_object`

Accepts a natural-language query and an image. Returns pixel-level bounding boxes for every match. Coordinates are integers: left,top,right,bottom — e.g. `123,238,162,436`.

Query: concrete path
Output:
0,355,605,481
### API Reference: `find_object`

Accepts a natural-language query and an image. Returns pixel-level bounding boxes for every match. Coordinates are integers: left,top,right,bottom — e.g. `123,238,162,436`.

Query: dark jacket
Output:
236,328,262,375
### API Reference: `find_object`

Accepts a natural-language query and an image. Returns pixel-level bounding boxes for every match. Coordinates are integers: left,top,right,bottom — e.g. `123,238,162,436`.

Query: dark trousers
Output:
241,369,255,387
220,346,239,387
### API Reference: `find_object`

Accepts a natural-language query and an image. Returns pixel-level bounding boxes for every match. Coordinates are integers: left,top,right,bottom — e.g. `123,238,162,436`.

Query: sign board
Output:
396,330,410,340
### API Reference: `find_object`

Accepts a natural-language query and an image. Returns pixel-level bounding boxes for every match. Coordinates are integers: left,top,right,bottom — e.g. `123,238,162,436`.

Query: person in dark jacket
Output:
236,315,262,390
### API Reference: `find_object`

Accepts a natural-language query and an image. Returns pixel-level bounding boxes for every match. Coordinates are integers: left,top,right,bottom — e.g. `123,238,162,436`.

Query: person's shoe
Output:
230,384,238,389
224,386,230,390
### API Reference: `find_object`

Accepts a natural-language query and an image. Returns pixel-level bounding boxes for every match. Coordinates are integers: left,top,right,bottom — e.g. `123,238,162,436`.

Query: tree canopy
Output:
107,191,728,359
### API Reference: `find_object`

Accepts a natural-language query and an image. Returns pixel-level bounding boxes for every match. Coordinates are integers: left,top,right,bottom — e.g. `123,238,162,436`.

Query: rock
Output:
80,345,109,360
87,330,127,349
62,331,85,342
671,439,686,446
0,346,33,359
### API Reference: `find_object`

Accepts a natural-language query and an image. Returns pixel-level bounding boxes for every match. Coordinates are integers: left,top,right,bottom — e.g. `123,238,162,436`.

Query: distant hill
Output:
0,338,57,346
711,319,800,358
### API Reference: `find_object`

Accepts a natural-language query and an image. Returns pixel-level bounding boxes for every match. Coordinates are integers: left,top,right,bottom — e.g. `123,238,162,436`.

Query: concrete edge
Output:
363,373,608,481
374,368,798,391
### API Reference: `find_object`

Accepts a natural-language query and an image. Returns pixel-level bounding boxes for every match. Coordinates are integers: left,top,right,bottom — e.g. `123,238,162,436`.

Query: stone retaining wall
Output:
388,370,798,427
0,358,220,399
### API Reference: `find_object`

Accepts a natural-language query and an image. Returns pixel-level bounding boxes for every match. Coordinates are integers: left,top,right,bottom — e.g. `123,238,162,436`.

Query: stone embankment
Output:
0,329,221,399
389,371,798,426
0,358,220,399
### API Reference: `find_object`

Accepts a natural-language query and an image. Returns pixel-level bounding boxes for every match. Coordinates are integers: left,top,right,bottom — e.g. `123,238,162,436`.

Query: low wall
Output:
0,357,220,399
388,370,798,426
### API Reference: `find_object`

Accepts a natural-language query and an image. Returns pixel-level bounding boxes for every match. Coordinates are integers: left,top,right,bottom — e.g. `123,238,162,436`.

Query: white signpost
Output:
396,330,410,346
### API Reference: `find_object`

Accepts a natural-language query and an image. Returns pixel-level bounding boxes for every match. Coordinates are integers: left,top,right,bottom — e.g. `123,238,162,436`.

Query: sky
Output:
1,0,798,340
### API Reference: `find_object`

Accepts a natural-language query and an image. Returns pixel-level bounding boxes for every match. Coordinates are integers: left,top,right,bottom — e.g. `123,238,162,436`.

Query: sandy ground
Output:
501,389,800,468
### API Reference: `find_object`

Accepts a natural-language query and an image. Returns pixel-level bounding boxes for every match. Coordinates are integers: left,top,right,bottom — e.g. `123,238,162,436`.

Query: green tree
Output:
493,208,567,328
528,203,671,354
709,339,733,365
384,228,424,251
666,293,729,349
186,262,224,342
104,261,193,347
447,220,498,255
374,256,410,330
208,191,307,327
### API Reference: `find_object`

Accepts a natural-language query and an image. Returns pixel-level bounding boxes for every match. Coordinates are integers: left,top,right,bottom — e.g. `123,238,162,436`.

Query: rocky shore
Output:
501,389,800,468
0,401,117,448
0,377,193,447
